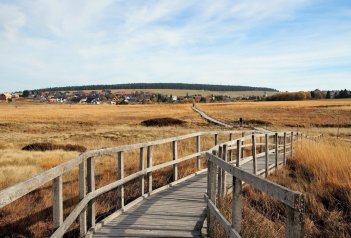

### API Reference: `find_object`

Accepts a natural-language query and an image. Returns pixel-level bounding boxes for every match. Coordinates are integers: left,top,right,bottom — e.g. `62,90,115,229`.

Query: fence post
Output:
217,146,223,198
79,160,87,236
207,155,217,237
291,132,294,158
232,175,242,233
147,145,153,193
283,132,287,165
196,135,201,170
87,157,95,229
286,194,304,238
140,147,145,196
275,133,278,169
229,133,233,161
236,140,241,167
214,133,218,146
53,175,63,231
241,131,245,158
118,152,124,208
260,136,263,153
221,144,227,194
172,141,178,181
252,134,257,174
265,133,269,178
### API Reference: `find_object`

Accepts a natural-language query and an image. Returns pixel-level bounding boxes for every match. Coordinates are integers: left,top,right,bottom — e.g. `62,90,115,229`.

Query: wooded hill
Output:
37,83,277,92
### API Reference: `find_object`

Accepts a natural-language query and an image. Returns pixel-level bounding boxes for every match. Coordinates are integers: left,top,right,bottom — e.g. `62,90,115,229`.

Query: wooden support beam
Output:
217,146,223,198
265,133,269,178
53,175,63,231
172,141,178,181
241,132,245,158
232,175,242,233
79,160,87,236
252,135,257,175
236,140,241,167
221,144,227,194
286,194,304,238
283,132,287,165
214,133,218,146
87,157,95,229
140,147,145,196
291,131,294,158
207,158,217,237
147,145,153,193
196,136,201,170
229,133,233,161
275,133,278,170
118,152,124,208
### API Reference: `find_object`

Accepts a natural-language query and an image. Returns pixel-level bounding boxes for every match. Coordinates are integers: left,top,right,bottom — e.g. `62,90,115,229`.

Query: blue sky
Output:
0,0,351,92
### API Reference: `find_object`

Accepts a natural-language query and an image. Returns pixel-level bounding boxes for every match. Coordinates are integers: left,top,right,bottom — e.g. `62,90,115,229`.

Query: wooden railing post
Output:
118,152,124,208
140,147,145,196
207,156,217,237
241,132,245,158
221,144,227,194
236,140,241,167
147,145,153,193
290,132,294,158
259,136,263,153
265,133,269,178
275,133,278,169
286,194,304,238
229,133,233,161
172,141,178,181
87,157,95,229
196,136,201,170
79,160,87,236
53,175,63,232
232,175,242,233
283,132,287,165
214,133,218,146
217,146,223,198
252,134,257,174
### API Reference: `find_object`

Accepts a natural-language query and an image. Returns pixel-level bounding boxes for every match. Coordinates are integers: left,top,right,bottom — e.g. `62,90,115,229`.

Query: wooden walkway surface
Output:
92,153,284,237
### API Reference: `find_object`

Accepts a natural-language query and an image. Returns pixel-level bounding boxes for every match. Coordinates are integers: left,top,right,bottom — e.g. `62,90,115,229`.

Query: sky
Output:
0,0,351,92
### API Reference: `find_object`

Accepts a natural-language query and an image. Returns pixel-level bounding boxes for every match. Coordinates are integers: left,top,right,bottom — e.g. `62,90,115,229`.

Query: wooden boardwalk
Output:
92,153,284,237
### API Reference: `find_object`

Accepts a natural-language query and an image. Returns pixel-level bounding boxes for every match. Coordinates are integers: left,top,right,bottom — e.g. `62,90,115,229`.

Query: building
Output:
0,93,12,102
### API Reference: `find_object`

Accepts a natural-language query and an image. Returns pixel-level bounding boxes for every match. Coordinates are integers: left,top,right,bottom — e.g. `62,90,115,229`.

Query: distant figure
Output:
240,118,243,127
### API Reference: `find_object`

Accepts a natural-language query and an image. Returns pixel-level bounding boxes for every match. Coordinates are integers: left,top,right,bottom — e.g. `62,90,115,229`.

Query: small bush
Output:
22,143,86,152
141,118,186,127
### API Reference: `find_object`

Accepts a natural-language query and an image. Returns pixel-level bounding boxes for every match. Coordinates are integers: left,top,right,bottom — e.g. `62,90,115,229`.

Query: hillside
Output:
37,83,277,92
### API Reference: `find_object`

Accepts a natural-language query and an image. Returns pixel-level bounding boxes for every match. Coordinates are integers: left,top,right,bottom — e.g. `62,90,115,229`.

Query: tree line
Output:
36,83,277,92
266,89,351,101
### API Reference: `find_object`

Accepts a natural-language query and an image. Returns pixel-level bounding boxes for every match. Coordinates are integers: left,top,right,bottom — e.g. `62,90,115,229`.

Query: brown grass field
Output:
0,99,350,237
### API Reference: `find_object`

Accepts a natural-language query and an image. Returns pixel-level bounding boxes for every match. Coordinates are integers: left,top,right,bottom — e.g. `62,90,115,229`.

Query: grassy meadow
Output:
0,99,350,237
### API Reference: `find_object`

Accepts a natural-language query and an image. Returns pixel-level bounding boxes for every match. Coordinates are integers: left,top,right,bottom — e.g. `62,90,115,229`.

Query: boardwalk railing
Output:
205,132,322,238
0,129,321,238
0,130,258,238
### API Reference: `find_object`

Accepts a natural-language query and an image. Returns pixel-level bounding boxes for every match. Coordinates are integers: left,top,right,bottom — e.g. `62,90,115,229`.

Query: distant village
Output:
0,89,347,104
0,90,268,104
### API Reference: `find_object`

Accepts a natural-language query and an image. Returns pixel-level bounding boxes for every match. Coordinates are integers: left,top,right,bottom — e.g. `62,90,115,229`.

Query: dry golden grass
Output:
0,100,350,237
198,99,351,129
215,138,351,237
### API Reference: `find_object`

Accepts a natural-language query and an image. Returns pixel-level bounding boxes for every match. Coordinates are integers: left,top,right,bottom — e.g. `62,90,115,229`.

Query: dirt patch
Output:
141,118,186,127
22,143,86,152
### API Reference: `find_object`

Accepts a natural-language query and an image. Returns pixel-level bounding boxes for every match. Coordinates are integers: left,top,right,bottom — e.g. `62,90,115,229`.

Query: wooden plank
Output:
283,132,287,165
232,175,242,233
52,176,63,231
252,134,257,175
236,140,241,167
